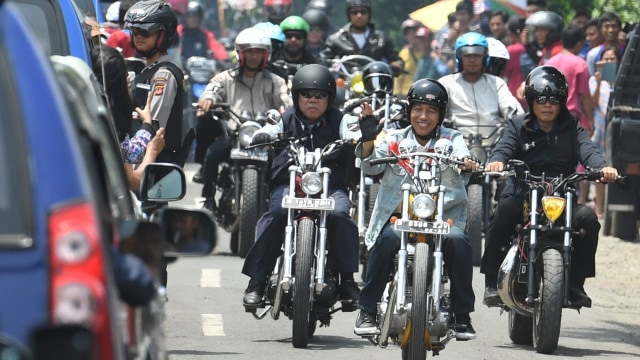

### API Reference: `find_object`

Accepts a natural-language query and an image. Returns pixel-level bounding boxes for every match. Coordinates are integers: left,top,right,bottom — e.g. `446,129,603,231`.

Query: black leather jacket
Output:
490,109,607,199
319,23,402,65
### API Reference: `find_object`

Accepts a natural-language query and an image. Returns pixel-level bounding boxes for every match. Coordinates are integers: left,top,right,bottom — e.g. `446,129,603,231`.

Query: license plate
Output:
230,148,268,161
394,219,450,234
282,196,335,210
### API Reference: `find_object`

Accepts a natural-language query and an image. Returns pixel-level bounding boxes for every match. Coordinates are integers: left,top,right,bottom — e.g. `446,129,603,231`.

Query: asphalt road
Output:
162,163,640,360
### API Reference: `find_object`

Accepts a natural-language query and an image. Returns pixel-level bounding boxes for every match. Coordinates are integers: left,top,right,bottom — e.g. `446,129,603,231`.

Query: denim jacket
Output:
356,126,471,250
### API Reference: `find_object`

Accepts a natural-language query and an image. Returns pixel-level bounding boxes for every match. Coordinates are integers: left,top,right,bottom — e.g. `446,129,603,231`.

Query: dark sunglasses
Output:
349,8,369,15
130,27,159,38
299,90,329,99
535,95,561,105
285,32,305,40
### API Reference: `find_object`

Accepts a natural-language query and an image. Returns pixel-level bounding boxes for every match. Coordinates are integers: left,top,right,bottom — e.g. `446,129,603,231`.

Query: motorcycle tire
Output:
508,310,533,345
237,168,260,258
407,242,429,359
292,218,315,348
467,184,484,266
533,249,563,354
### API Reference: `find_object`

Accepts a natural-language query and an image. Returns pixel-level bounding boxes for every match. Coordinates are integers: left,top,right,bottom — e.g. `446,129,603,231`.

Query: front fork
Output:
281,169,330,294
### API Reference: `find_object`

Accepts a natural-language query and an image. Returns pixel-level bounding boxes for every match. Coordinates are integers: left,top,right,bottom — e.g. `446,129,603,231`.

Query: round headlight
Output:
300,172,322,195
238,123,261,148
412,194,436,219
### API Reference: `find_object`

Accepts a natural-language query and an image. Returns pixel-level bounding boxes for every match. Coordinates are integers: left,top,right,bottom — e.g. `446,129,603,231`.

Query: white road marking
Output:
202,314,225,336
201,268,221,288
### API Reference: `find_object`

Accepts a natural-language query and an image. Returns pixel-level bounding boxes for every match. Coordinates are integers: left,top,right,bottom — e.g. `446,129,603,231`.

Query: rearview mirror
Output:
159,207,217,256
139,164,186,202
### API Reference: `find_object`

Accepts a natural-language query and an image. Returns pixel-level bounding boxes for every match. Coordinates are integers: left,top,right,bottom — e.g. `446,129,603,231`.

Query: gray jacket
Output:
199,66,292,116
357,126,471,249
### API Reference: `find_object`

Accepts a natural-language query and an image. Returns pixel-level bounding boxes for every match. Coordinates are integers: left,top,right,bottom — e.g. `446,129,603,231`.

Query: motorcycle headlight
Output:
238,123,261,148
351,71,365,94
300,172,322,195
412,194,436,219
541,196,565,223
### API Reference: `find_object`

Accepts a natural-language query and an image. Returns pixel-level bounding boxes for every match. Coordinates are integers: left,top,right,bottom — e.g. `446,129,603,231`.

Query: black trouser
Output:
194,114,222,164
241,185,359,281
198,118,230,199
480,196,600,284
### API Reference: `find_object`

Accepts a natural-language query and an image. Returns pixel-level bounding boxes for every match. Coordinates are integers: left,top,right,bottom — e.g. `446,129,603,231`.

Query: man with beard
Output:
195,27,291,212
271,15,317,80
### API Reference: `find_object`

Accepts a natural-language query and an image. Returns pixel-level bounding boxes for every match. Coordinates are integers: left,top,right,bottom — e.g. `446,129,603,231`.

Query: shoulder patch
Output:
153,83,165,96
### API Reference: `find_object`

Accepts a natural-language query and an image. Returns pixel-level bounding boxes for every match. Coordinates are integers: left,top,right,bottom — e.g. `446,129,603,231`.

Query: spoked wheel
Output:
237,168,260,258
533,249,563,354
292,218,315,348
467,184,483,266
407,242,429,359
508,310,533,345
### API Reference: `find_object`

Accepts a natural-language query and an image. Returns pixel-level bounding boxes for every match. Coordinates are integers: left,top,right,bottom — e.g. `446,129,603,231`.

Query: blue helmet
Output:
253,21,286,43
253,22,285,61
454,32,489,72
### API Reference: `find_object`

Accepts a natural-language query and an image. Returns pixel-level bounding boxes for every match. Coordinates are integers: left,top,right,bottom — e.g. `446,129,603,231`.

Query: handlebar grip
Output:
368,156,397,165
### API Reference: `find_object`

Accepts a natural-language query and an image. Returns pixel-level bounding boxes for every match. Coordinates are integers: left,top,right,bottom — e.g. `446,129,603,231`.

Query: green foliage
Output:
593,0,640,25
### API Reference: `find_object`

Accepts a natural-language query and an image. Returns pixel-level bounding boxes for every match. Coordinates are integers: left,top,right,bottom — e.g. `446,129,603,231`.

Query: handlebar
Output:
367,152,466,167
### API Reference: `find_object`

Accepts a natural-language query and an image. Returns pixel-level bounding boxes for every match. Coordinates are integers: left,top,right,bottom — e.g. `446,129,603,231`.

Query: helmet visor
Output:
458,45,486,57
364,74,393,94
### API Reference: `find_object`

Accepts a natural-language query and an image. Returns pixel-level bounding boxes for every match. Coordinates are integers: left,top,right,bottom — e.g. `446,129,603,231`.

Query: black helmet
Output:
302,8,329,31
346,0,371,18
525,11,564,46
186,1,204,18
524,66,568,109
306,0,331,14
125,0,178,55
407,78,449,125
291,64,336,110
363,61,393,96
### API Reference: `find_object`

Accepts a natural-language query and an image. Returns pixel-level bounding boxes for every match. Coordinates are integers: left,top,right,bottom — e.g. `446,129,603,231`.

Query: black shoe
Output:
339,279,360,304
454,314,477,341
202,198,217,213
569,286,592,308
242,279,265,308
192,167,203,184
483,285,502,306
354,310,378,336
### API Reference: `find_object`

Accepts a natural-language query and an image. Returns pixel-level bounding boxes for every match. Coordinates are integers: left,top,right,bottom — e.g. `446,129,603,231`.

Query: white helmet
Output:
486,38,510,77
235,27,272,68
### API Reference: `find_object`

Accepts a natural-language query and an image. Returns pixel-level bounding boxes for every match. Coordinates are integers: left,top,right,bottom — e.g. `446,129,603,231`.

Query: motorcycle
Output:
245,132,358,349
184,56,218,127
447,122,506,266
361,138,468,358
327,54,375,109
492,163,625,353
197,102,270,258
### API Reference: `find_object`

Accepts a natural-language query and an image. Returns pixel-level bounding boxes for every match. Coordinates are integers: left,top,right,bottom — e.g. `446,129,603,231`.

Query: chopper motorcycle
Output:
245,131,359,348
491,163,625,353
361,138,471,358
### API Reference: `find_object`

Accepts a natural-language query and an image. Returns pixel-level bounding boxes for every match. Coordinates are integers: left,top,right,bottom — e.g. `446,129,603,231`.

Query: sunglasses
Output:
285,32,305,40
299,90,329,99
349,8,369,15
130,27,159,38
535,95,561,105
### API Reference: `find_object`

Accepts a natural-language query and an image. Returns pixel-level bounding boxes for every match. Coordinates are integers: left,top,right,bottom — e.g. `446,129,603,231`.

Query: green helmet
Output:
280,15,310,34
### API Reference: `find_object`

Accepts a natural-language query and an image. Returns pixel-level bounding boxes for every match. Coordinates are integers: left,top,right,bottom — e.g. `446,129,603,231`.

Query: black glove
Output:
251,133,272,146
360,115,383,142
